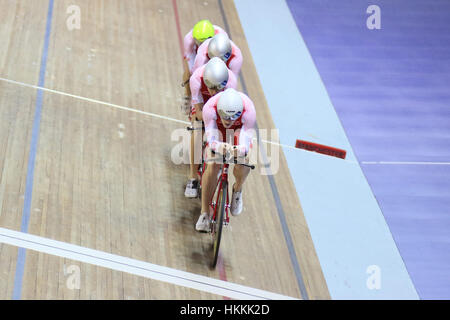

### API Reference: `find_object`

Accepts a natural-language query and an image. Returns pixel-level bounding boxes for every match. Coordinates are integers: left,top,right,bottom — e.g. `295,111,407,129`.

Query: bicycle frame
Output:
196,143,255,230
210,163,230,225
192,137,255,267
198,154,230,226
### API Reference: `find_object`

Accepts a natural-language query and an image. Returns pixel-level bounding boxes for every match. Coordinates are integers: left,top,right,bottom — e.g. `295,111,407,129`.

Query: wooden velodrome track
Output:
0,0,329,299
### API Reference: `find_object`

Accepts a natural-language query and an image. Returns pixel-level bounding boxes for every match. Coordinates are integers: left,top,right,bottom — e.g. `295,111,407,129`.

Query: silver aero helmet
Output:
217,88,244,121
203,57,229,90
208,33,232,62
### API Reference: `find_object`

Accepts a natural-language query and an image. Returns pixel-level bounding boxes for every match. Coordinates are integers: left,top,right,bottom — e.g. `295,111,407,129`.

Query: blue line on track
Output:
12,0,54,300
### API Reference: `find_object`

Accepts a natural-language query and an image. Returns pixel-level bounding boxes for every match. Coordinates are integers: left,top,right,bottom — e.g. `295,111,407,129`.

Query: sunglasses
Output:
219,110,242,121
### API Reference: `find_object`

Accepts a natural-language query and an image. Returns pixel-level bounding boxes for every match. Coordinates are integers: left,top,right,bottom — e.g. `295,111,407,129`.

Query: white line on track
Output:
0,227,297,300
4,77,447,169
0,77,191,125
4,77,448,168
361,161,450,166
0,76,356,164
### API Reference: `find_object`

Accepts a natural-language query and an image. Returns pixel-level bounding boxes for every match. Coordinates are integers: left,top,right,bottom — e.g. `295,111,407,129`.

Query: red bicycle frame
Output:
198,157,230,225
210,164,230,225
197,145,254,227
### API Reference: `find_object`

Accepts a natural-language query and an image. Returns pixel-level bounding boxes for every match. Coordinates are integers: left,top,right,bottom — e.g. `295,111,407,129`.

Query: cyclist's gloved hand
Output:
235,145,247,158
218,143,237,159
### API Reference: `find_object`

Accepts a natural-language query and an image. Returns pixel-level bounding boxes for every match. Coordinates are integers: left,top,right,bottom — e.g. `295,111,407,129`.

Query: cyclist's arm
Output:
203,94,222,153
183,30,195,63
229,42,243,77
236,96,256,157
192,39,210,73
182,30,196,91
225,70,238,90
189,68,205,107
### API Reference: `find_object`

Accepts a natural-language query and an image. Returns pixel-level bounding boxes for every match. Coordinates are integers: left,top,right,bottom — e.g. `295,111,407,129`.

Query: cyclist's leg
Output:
232,164,251,193
185,114,202,197
229,164,249,216
189,104,204,176
182,59,192,97
189,120,201,178
231,129,252,215
196,154,221,231
200,157,221,214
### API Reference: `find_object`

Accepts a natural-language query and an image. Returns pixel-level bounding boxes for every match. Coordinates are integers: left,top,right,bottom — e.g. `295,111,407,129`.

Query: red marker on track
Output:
295,139,347,159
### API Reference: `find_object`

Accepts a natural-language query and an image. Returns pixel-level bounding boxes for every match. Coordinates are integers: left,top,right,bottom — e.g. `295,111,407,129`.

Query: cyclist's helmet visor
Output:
218,109,242,121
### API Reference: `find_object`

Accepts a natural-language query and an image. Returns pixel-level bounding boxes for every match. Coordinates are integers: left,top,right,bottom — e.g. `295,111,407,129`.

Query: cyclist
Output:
192,33,243,78
184,57,238,198
195,88,256,232
182,20,227,110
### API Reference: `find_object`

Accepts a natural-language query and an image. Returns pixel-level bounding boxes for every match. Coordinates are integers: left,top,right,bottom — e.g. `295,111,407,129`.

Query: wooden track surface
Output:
0,0,329,299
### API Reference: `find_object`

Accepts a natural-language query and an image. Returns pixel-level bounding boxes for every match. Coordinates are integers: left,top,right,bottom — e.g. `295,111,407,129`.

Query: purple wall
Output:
286,0,450,299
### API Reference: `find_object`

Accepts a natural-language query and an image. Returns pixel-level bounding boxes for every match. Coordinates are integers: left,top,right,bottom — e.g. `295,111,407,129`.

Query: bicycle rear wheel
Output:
211,180,227,268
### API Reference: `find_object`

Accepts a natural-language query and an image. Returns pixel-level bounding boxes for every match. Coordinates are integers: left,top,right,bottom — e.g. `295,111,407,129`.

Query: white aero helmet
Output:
203,57,229,90
217,88,244,121
208,33,232,62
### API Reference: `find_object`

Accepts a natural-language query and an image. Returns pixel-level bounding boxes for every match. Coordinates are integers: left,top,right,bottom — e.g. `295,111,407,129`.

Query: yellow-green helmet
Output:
192,20,215,44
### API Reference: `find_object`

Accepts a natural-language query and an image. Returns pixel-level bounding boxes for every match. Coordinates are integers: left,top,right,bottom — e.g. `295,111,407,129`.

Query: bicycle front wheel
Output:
211,180,227,268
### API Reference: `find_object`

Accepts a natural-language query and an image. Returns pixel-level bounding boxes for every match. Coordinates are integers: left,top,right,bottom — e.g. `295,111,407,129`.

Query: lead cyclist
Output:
195,88,256,232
